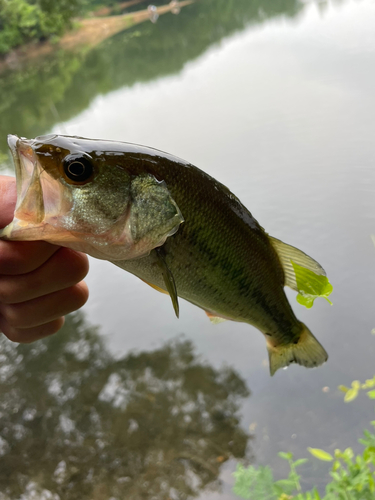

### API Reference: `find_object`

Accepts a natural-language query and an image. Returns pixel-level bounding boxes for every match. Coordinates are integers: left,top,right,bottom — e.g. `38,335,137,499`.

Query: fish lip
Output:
7,134,19,155
7,134,25,203
7,134,42,220
7,134,21,174
7,133,37,174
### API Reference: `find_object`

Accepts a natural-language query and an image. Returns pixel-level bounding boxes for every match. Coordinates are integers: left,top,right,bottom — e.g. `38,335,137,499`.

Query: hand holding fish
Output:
0,175,89,343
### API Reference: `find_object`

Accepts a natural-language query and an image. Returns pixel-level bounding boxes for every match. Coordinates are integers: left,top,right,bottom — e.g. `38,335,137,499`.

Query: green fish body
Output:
1,134,328,375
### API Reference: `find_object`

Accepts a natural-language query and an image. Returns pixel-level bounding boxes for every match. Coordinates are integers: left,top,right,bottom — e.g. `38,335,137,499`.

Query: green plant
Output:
0,0,87,54
233,377,375,499
233,453,311,499
292,261,333,309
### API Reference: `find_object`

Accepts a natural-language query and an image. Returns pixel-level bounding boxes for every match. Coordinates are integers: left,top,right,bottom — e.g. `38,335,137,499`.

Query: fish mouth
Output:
7,134,45,224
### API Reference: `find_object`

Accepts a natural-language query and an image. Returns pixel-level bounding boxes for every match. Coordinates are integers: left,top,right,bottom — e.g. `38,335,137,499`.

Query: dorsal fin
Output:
269,236,326,291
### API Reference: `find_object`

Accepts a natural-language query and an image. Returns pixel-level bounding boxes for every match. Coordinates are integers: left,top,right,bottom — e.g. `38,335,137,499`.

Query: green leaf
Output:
344,387,359,402
332,460,340,471
291,261,333,309
330,471,341,481
363,446,375,461
362,378,375,389
367,390,375,399
293,458,308,468
369,474,375,492
308,448,334,461
342,447,354,460
313,488,321,500
338,385,349,393
278,452,293,461
274,478,296,488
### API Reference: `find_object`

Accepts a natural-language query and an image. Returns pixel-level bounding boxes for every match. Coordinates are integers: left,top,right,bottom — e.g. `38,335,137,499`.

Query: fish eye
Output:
63,155,93,183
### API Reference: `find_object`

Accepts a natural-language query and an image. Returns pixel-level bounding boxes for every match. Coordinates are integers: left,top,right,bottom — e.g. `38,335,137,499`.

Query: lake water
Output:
1,0,375,497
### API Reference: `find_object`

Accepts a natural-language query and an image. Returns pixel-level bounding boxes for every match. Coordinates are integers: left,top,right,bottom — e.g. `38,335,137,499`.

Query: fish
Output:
0,134,328,375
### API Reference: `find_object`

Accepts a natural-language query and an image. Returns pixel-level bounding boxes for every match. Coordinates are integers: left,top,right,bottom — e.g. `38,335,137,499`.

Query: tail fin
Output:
267,323,328,376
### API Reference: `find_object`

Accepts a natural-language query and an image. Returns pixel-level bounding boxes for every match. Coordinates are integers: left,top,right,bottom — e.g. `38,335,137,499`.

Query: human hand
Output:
0,175,89,343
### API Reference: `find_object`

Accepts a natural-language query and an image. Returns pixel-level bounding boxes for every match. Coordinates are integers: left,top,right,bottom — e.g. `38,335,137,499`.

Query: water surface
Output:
1,0,375,497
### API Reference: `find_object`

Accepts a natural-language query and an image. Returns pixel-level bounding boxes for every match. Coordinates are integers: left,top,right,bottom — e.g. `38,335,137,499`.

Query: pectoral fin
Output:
153,247,179,318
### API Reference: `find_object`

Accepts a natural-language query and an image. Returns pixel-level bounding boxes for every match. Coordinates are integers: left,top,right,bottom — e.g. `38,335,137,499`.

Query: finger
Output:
0,240,60,275
0,317,65,344
0,247,89,304
0,281,89,329
0,175,16,228
0,175,61,275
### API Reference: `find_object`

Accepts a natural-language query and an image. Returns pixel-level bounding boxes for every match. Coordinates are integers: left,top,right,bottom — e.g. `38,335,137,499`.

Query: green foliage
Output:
0,0,86,54
233,377,375,499
307,448,333,462
292,261,333,309
233,453,314,500
233,464,276,499
339,376,375,403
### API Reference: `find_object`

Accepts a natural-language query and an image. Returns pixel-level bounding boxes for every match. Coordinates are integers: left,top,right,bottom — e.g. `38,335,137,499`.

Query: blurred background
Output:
0,0,375,498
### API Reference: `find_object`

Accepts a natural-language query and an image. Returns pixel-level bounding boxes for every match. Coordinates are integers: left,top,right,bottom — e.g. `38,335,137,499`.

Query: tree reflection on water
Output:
0,312,250,499
0,0,302,161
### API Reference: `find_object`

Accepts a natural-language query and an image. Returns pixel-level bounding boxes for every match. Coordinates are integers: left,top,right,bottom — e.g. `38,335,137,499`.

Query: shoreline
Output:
0,0,196,75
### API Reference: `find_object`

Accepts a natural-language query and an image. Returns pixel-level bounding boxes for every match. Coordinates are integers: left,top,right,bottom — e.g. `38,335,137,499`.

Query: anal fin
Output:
205,311,227,324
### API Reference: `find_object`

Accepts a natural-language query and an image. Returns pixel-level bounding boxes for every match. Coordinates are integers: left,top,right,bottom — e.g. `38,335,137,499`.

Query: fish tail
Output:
266,323,328,376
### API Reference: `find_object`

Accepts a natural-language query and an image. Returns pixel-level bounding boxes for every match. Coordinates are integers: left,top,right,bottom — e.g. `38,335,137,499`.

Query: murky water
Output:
1,0,375,497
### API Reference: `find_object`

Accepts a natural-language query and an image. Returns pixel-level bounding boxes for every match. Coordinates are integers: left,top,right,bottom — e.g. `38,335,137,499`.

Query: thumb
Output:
0,176,17,229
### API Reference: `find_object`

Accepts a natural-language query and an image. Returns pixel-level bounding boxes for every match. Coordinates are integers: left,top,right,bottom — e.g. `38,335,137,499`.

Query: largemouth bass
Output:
1,134,328,375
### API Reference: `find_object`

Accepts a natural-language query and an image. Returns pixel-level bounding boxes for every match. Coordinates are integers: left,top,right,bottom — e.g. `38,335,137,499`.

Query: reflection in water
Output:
0,0,302,161
0,312,250,499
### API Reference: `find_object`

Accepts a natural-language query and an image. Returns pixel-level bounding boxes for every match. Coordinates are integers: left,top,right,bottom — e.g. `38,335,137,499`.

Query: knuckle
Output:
0,287,8,304
0,241,59,275
47,318,65,336
11,331,34,344
71,284,89,310
0,279,21,304
0,304,23,329
1,325,21,343
3,319,65,344
0,243,32,275
61,250,89,284
25,274,42,296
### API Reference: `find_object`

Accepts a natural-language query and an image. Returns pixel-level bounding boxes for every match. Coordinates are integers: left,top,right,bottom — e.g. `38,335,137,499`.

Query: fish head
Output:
2,134,184,260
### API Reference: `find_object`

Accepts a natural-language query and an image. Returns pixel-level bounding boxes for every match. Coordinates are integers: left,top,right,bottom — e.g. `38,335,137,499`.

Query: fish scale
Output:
116,153,304,337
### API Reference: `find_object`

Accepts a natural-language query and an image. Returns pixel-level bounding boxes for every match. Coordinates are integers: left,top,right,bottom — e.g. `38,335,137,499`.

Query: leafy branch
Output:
233,378,375,499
